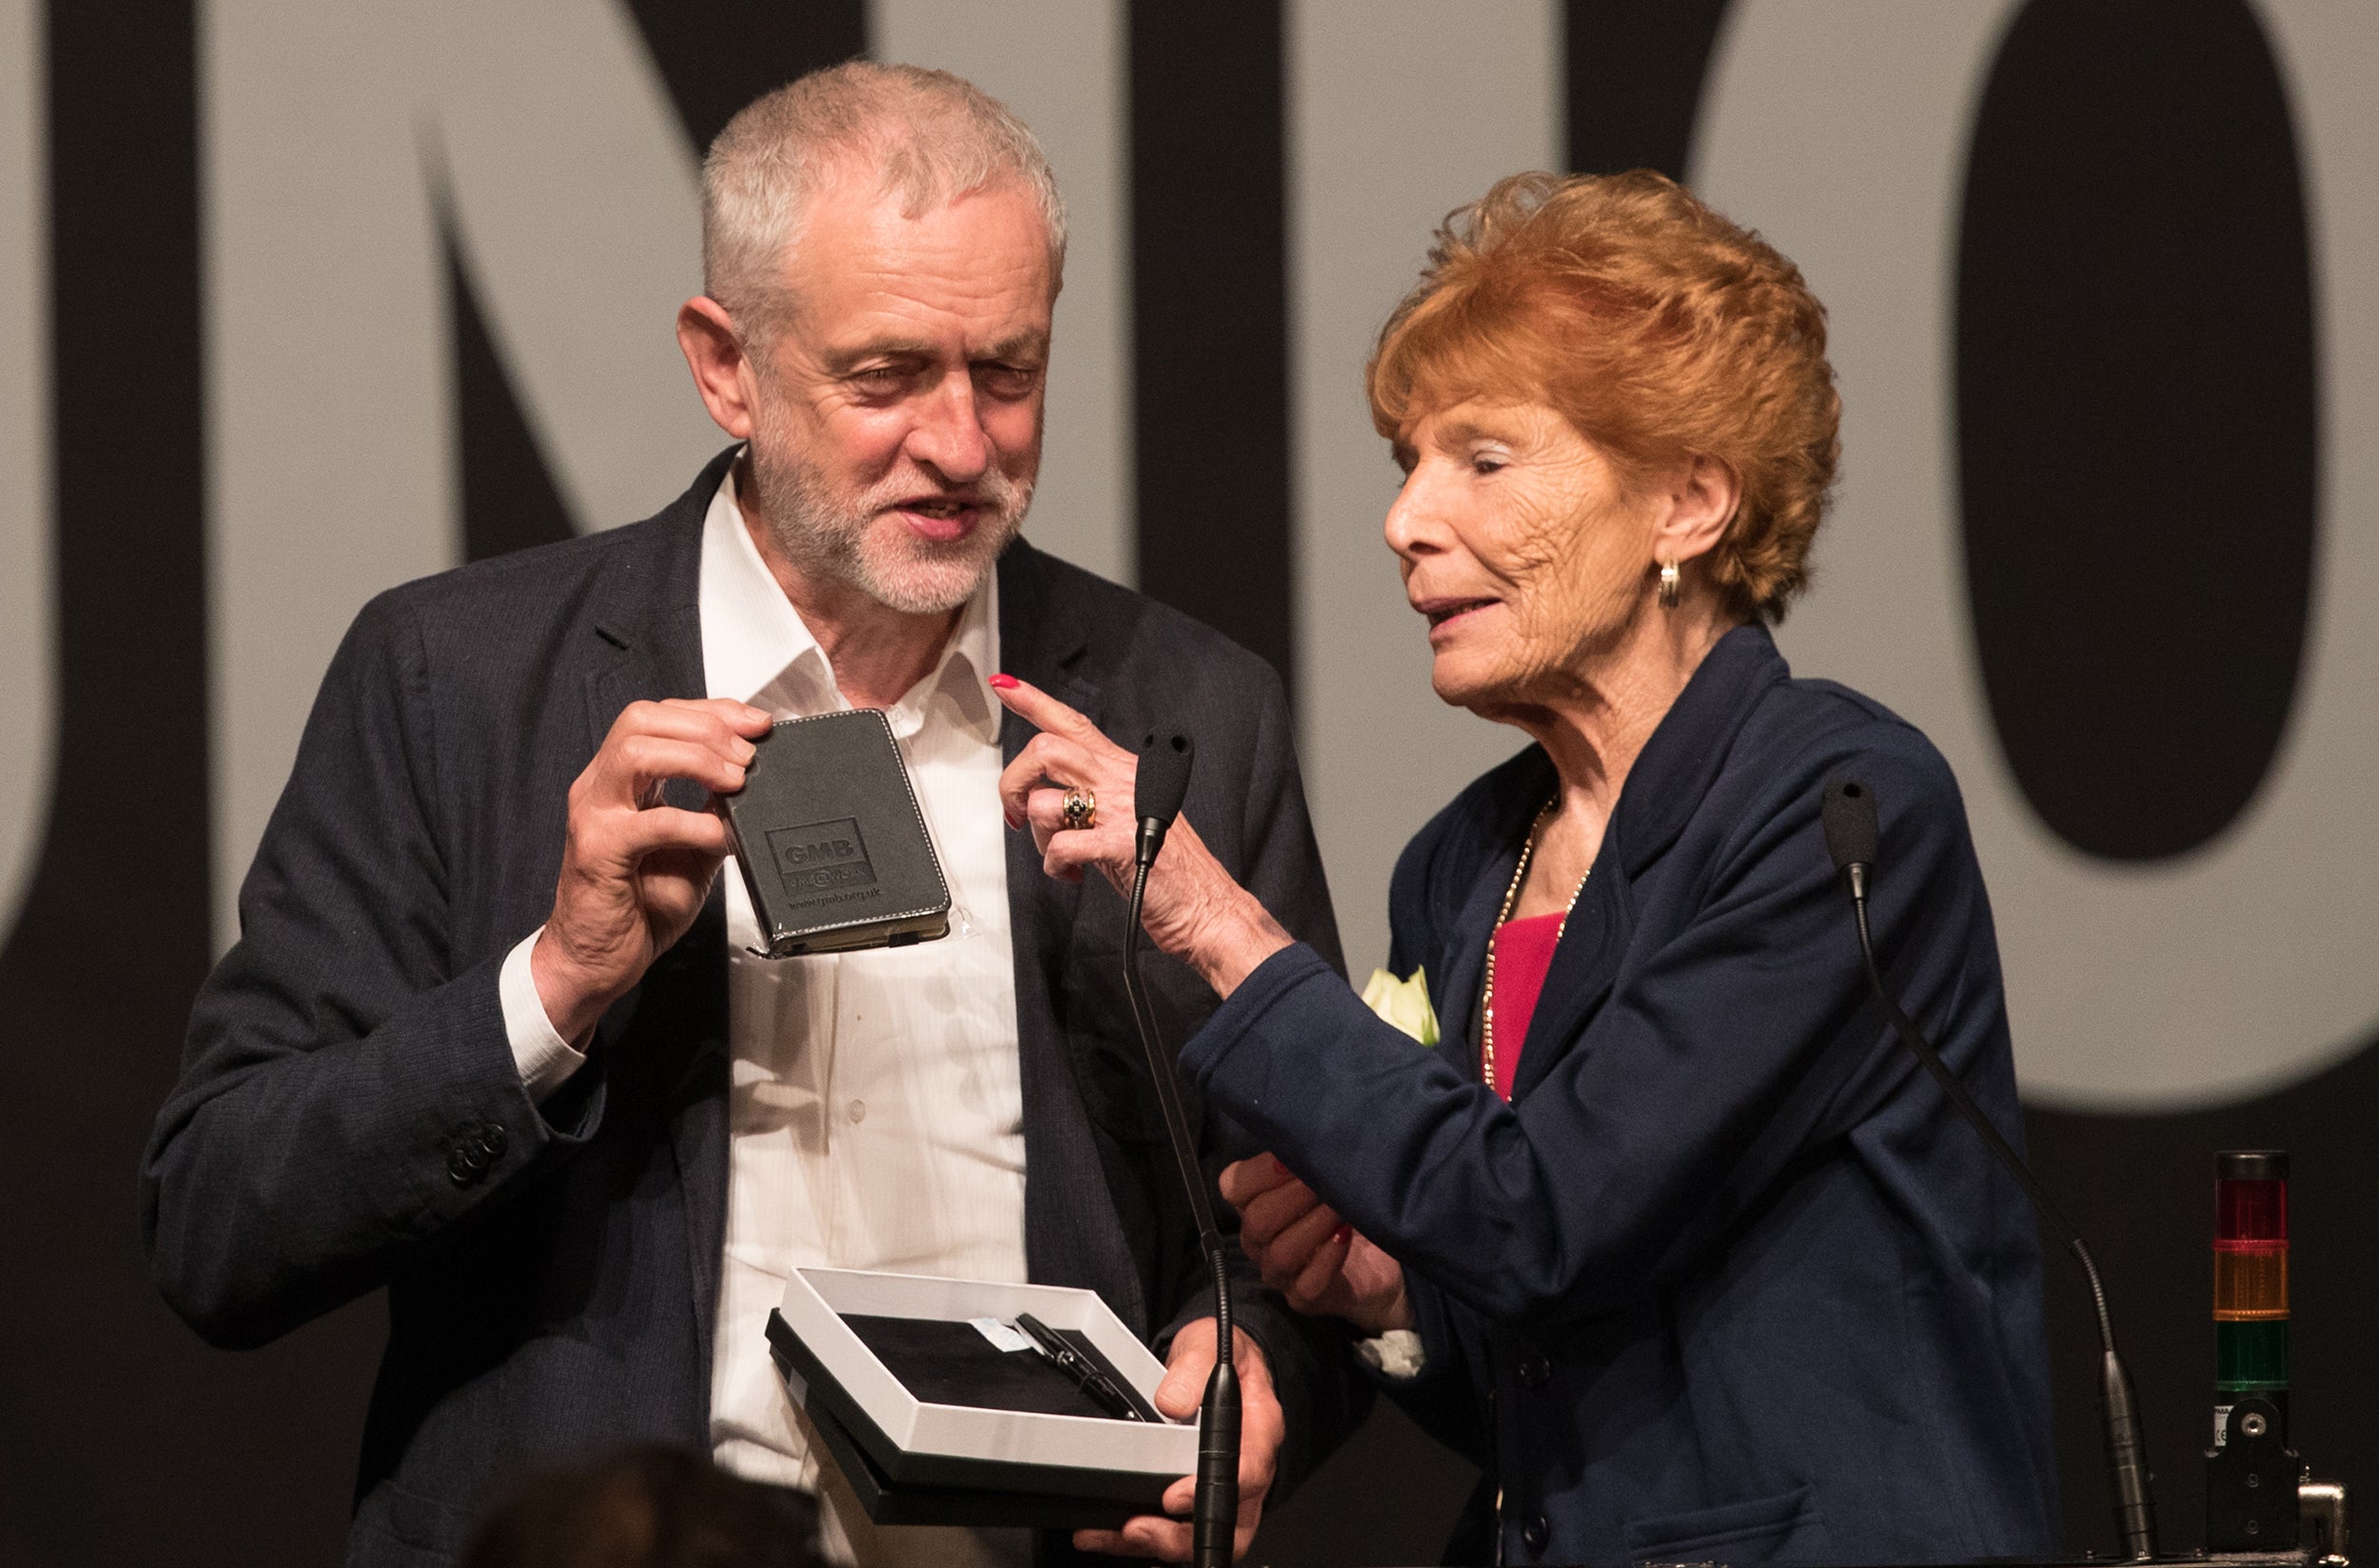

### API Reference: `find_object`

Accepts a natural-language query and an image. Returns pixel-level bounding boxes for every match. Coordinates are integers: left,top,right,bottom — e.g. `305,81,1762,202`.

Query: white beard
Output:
745,400,1033,616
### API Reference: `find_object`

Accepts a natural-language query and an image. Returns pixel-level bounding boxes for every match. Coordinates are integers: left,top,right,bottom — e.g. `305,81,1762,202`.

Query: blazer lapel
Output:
1506,625,1790,1104
574,449,737,1375
1430,841,1519,1084
580,522,709,758
993,542,1149,1328
1508,854,1631,1105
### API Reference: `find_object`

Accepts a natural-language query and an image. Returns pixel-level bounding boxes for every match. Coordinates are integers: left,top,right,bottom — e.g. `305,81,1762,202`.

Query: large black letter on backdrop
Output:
0,3,367,1565
456,2,869,567
1957,0,2316,861
445,2,873,565
0,7,869,1565
1564,0,1733,180
1130,1,1294,700
627,1,866,155
1956,2,2368,1556
451,225,578,564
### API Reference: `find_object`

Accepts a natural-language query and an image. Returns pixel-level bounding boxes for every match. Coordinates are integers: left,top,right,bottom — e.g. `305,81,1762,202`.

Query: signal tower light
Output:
2213,1149,2291,1441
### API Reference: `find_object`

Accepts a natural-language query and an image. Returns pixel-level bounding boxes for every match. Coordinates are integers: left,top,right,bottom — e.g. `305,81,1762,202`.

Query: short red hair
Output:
1368,170,1839,622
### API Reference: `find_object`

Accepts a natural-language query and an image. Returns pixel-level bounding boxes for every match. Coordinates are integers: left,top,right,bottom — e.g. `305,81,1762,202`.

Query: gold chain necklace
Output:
1481,799,1587,1093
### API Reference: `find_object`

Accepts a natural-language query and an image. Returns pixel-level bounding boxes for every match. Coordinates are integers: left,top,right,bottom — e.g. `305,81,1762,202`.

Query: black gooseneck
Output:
1124,730,1239,1568
1821,777,2156,1561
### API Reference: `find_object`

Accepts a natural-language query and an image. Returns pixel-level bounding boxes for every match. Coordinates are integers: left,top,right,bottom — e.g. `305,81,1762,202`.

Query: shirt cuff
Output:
499,927,586,1103
1355,1329,1427,1381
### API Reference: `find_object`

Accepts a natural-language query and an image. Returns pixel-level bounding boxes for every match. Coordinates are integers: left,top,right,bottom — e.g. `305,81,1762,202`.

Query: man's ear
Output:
1654,454,1742,566
677,296,758,441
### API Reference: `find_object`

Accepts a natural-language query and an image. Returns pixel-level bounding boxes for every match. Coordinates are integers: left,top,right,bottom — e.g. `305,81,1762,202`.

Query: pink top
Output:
1484,911,1565,1101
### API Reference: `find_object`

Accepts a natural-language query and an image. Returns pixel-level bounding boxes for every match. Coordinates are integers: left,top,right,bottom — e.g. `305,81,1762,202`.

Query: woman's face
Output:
1386,398,1664,714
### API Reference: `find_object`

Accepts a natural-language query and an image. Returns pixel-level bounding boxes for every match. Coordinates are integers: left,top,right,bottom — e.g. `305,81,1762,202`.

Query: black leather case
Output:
720,709,952,957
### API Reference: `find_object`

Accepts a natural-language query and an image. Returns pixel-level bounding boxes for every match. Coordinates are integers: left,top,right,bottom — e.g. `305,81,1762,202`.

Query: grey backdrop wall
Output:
2,2,2374,1563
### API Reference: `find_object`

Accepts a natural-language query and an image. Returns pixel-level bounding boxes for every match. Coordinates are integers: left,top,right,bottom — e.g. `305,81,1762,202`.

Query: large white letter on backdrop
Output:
1289,0,1559,977
868,0,1135,586
0,0,54,946
205,0,724,949
1694,0,2379,1109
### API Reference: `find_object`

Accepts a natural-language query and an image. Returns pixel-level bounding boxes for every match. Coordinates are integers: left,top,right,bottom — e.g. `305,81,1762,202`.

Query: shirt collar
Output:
698,460,1001,744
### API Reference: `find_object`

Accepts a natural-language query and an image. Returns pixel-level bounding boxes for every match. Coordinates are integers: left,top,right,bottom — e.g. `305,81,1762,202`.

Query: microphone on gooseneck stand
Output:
1123,730,1239,1568
1821,779,2157,1561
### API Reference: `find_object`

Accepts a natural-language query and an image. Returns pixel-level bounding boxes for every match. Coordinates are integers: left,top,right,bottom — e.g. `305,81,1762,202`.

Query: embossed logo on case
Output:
768,817,877,898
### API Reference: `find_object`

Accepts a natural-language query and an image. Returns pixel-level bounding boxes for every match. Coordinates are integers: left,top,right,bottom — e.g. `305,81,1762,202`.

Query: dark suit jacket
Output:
143,449,1366,1565
1180,625,2060,1566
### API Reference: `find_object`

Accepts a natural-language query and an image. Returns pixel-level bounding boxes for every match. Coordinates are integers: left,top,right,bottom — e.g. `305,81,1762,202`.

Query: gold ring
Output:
1060,786,1097,832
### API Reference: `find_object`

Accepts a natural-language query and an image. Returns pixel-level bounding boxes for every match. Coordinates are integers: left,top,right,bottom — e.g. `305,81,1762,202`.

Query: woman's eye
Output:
1470,453,1507,475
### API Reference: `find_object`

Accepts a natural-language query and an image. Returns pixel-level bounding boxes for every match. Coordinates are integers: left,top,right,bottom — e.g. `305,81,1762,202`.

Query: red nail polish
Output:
987,673,1019,690
1270,1155,1290,1179
1332,1223,1354,1246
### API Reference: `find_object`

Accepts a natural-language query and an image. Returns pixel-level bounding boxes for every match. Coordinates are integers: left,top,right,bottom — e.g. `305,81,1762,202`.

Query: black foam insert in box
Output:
838,1314,1161,1422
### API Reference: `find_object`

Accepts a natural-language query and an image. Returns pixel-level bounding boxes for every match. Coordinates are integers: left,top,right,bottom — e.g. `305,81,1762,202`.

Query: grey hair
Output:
701,61,1068,343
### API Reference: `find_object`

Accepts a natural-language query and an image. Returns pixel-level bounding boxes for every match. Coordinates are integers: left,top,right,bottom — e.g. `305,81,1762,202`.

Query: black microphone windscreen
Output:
1822,777,1879,873
1136,731,1196,827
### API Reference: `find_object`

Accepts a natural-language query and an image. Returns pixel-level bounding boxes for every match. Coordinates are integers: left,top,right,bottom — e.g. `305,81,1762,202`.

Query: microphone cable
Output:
1823,778,2156,1561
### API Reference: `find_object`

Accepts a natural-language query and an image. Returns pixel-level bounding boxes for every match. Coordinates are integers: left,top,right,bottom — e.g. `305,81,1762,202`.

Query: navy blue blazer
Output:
143,450,1366,1566
1181,625,2059,1566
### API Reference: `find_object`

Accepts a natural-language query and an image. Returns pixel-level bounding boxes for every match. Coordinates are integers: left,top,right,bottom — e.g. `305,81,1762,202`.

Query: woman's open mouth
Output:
1416,596,1498,631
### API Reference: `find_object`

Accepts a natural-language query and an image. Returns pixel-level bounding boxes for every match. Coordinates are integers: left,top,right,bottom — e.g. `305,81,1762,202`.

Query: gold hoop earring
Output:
1657,560,1681,610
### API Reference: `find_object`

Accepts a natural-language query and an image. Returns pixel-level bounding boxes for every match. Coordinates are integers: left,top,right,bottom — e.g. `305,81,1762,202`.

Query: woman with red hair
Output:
998,171,2057,1567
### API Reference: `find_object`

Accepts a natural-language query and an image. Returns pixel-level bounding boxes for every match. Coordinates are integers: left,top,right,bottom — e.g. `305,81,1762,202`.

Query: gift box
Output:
767,1266,1200,1529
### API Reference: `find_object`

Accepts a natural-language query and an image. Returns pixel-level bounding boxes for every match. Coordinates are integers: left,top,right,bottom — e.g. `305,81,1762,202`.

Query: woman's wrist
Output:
1339,1264,1414,1337
1180,883,1294,1000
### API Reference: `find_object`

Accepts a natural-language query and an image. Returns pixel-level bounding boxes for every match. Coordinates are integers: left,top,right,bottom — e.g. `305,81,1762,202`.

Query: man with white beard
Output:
145,62,1359,1568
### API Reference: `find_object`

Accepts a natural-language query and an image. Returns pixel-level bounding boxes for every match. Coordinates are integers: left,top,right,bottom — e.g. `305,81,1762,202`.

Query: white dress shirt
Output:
499,467,1030,1566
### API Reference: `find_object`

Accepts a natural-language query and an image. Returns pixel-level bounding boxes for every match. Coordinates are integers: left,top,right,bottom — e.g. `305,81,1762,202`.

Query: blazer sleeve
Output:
1177,727,2003,1339
1154,657,1373,1498
1345,897,1497,1467
141,590,604,1349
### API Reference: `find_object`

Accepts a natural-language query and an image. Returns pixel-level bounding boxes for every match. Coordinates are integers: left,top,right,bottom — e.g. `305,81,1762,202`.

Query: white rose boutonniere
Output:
1360,966,1439,1048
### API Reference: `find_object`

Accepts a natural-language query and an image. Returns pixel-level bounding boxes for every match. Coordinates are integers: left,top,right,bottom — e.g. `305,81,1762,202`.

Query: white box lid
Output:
776,1266,1201,1480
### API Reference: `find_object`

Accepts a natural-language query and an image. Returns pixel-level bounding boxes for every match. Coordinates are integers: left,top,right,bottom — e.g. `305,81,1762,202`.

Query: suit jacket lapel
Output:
576,448,736,1378
580,445,717,747
993,542,1149,1329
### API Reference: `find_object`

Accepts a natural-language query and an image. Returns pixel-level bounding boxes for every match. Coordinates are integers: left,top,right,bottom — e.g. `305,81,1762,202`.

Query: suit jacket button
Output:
447,1147,481,1186
473,1122,508,1161
1518,1355,1550,1388
1520,1515,1550,1554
